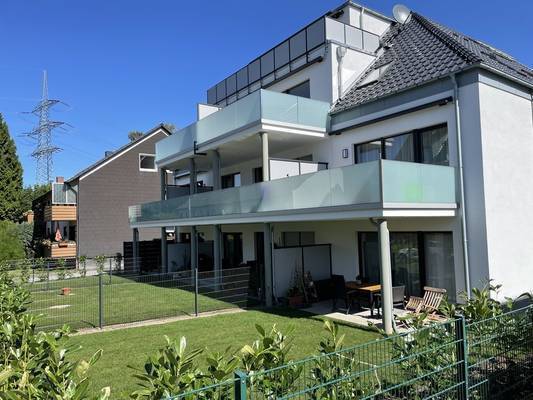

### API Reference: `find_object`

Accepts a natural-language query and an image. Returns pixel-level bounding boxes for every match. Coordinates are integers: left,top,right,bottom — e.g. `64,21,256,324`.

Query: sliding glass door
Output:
359,231,455,299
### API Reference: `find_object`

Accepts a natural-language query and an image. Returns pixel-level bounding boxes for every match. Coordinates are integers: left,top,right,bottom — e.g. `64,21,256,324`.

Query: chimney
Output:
55,176,64,183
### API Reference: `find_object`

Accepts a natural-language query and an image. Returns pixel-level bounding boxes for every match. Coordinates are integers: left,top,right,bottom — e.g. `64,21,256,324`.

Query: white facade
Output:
131,2,533,306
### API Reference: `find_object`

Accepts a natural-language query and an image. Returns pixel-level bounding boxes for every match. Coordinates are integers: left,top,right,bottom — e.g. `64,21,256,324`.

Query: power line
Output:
21,70,71,184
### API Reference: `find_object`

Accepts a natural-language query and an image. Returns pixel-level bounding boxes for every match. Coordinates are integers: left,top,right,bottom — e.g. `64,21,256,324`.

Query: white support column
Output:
378,219,393,334
132,228,139,273
189,158,197,195
263,223,273,307
210,150,221,190
260,132,269,182
213,224,222,289
161,227,167,273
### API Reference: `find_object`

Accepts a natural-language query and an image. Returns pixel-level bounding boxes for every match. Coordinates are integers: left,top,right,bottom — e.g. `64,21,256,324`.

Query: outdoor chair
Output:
405,286,447,317
331,274,359,314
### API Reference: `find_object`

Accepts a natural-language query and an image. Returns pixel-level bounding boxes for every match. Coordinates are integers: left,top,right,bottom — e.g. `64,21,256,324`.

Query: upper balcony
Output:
129,160,457,227
155,89,330,169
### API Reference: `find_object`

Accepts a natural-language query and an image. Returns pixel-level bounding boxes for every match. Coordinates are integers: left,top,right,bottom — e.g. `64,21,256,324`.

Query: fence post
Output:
98,273,104,328
234,370,247,400
455,316,468,400
46,261,50,291
194,267,199,317
109,258,112,282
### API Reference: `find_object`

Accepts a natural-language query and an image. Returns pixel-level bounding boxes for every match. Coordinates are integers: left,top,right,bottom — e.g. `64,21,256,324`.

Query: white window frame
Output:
139,153,157,172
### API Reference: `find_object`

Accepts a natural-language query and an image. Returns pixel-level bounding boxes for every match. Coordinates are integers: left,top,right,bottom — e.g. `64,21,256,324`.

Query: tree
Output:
20,184,51,214
128,130,144,142
0,113,23,222
0,220,25,261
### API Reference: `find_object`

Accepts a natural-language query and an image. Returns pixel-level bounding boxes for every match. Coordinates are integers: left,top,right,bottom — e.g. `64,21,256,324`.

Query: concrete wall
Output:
77,131,168,257
476,75,533,299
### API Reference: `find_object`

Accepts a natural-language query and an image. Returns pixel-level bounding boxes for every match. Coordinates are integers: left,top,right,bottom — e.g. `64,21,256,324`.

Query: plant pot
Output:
61,288,71,296
58,242,68,248
288,295,305,308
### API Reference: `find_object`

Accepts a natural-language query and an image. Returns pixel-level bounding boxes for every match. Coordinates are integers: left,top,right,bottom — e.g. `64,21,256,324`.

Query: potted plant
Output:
287,267,305,307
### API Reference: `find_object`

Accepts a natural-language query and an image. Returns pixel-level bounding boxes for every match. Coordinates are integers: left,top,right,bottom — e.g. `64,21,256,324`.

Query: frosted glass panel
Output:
381,160,456,203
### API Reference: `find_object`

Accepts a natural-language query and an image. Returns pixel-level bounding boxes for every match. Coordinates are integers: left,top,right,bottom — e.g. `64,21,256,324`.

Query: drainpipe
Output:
451,74,471,298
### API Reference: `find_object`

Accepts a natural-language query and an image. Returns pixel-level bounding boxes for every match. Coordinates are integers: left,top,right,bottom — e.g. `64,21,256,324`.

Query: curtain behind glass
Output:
355,141,381,163
424,232,456,301
421,126,449,165
385,133,415,162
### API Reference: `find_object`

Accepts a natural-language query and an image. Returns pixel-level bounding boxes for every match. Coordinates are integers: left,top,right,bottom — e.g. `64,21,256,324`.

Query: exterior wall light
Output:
342,148,349,159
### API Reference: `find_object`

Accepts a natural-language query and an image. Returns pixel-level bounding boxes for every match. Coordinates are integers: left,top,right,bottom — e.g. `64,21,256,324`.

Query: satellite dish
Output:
392,4,411,24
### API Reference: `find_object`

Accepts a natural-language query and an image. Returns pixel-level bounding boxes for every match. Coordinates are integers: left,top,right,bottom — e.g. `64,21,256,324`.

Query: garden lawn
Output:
26,274,239,330
69,308,380,399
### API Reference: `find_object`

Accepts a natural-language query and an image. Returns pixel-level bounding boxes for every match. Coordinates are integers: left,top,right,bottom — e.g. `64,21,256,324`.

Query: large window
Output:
354,140,382,163
284,80,310,98
354,124,448,166
358,231,455,300
223,233,243,268
281,231,315,247
420,125,449,165
384,133,415,162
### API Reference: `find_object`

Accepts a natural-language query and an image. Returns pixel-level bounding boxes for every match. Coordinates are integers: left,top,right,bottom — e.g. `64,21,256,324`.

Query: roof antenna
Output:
392,4,411,24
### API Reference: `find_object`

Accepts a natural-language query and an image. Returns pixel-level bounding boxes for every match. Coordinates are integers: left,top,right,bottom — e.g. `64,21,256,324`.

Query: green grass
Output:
26,274,242,330
69,308,379,399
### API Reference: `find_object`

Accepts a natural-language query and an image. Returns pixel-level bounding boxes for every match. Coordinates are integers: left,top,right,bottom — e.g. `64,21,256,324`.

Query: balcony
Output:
129,160,457,226
155,89,330,167
43,241,77,259
44,205,77,221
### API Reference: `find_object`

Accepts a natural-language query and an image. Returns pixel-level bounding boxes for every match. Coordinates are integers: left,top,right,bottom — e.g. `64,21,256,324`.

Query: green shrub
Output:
0,220,24,262
16,221,35,258
0,271,109,399
95,255,107,274
56,258,67,280
79,255,88,277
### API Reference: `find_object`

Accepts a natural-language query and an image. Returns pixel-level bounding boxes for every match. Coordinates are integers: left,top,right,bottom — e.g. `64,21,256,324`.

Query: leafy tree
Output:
0,220,25,262
16,221,35,258
128,130,144,142
0,113,23,222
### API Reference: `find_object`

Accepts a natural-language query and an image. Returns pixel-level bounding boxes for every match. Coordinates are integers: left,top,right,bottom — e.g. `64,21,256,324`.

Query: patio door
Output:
359,232,423,297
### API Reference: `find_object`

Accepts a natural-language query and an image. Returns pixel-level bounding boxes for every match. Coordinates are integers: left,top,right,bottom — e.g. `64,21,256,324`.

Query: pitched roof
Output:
332,12,533,114
67,124,170,182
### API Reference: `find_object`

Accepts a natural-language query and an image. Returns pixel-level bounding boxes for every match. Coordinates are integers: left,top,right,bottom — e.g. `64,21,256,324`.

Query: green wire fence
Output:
171,304,532,400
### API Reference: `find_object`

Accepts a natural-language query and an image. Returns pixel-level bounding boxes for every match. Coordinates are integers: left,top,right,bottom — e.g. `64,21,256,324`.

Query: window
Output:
281,232,315,247
354,140,381,163
284,80,310,98
384,132,415,162
359,231,455,299
253,167,263,183
223,233,243,268
354,124,448,166
221,172,241,189
420,125,449,165
139,154,156,171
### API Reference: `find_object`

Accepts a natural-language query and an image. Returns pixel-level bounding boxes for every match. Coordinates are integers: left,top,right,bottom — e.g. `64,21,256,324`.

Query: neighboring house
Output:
128,0,533,322
33,125,171,259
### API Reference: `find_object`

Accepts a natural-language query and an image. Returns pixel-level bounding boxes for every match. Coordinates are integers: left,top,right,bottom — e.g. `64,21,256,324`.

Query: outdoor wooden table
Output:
345,282,382,317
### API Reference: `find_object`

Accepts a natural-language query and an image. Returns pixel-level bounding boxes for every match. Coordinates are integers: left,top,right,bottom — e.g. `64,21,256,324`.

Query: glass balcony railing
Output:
155,89,330,165
129,160,456,225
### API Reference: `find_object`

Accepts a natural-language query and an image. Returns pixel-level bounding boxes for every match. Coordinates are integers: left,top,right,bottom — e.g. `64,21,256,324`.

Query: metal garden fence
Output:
171,304,532,400
20,263,251,331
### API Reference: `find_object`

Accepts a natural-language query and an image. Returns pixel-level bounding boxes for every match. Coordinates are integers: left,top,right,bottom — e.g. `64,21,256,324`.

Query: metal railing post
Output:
234,370,248,400
46,261,50,291
98,273,104,328
455,316,468,399
109,258,112,282
194,267,199,317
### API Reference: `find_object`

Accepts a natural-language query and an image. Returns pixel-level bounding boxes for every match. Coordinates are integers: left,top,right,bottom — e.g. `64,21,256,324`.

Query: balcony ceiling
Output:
165,130,325,171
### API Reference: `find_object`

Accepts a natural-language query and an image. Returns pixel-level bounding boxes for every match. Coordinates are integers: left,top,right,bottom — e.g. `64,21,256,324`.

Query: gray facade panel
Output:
77,132,166,257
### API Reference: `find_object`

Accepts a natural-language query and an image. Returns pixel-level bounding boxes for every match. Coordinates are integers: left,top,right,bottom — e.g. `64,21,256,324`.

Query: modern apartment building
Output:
33,125,171,259
128,1,533,327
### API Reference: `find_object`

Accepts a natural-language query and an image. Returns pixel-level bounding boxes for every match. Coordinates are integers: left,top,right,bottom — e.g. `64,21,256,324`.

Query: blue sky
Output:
1,0,531,186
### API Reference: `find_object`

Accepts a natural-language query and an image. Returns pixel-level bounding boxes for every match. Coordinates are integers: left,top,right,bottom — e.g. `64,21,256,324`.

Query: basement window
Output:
139,154,156,172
